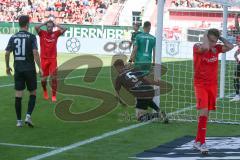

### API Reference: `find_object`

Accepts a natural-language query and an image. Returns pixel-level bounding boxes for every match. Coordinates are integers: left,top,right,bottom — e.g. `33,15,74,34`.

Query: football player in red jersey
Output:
231,13,240,101
35,20,67,102
193,28,234,154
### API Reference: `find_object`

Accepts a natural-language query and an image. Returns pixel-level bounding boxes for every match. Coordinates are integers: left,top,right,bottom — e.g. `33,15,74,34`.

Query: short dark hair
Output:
113,59,124,68
208,28,220,39
19,15,30,28
46,20,54,26
143,21,151,28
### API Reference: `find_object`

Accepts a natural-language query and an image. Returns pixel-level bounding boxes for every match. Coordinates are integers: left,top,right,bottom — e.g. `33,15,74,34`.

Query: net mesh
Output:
160,0,240,124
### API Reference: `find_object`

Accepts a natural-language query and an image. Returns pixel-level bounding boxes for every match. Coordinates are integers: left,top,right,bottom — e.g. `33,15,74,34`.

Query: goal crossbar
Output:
204,0,240,6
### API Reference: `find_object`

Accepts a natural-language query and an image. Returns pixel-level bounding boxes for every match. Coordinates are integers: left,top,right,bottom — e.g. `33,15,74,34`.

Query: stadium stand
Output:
167,0,240,28
0,0,125,24
170,0,222,8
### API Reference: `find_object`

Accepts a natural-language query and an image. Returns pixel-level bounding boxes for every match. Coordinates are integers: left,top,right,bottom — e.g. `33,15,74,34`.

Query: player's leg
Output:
50,59,58,102
15,90,24,127
197,84,218,154
196,84,217,154
136,99,161,122
14,71,25,127
231,64,240,101
197,108,209,154
194,85,209,152
148,100,169,123
41,58,50,99
25,70,37,127
135,99,148,122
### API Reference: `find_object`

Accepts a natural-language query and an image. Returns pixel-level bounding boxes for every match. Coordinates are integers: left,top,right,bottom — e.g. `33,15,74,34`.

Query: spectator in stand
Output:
171,0,222,8
0,0,112,24
54,0,62,11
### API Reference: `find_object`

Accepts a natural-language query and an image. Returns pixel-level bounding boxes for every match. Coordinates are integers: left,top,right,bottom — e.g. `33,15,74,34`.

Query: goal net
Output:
159,0,240,124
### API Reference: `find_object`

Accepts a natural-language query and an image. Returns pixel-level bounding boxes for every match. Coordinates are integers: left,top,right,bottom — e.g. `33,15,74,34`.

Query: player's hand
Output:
236,58,240,64
202,31,210,50
6,67,12,76
127,59,133,67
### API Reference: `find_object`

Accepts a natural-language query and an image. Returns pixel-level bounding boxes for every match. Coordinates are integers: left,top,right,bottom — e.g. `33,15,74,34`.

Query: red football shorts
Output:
194,84,218,111
41,58,57,77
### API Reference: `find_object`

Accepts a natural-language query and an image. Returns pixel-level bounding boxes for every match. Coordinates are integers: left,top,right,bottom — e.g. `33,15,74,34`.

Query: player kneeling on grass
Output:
35,20,67,102
5,15,42,127
113,59,169,123
193,28,234,154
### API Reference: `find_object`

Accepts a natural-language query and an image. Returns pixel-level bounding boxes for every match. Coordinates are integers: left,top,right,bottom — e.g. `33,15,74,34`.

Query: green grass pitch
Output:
0,53,240,160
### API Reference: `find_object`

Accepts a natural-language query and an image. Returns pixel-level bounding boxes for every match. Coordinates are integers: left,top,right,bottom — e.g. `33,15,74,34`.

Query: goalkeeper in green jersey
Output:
129,21,156,76
130,23,141,48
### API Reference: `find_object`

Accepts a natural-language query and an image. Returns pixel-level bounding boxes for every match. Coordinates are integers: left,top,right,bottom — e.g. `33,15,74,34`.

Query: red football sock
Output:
51,79,57,96
41,80,47,91
195,115,208,144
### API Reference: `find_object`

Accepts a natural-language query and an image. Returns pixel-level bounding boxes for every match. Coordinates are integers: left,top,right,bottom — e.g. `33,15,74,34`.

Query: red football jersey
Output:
193,44,223,85
38,30,62,59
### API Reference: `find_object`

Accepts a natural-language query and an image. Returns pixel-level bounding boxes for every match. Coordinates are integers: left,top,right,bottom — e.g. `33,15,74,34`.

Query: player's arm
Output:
33,49,42,75
129,35,139,62
234,51,240,63
32,35,42,75
34,21,48,33
5,50,12,75
114,77,126,105
130,33,134,43
5,37,13,75
129,45,137,63
115,90,126,105
114,77,122,99
219,36,234,53
235,13,240,32
142,76,160,86
55,24,67,35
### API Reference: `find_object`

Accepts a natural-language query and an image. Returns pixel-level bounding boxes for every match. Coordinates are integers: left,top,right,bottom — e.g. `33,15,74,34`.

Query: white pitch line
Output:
26,122,151,160
0,75,110,88
0,142,58,149
0,84,14,87
168,105,195,116
26,106,193,160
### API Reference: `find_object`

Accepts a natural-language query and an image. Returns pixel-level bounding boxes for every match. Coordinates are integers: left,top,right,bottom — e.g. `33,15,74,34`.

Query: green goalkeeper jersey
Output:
133,32,156,75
